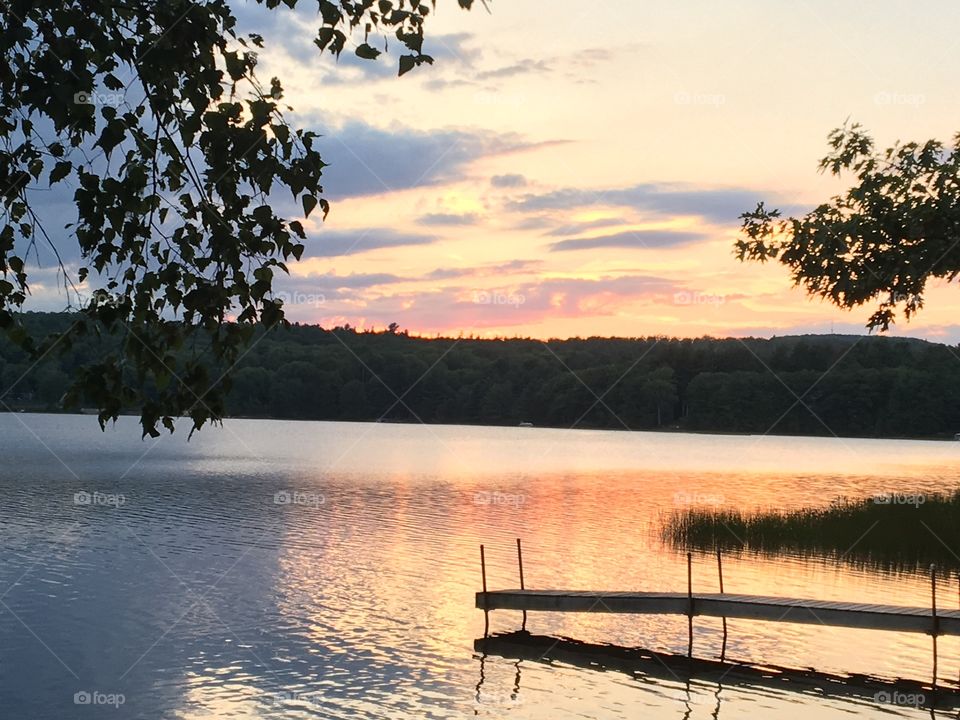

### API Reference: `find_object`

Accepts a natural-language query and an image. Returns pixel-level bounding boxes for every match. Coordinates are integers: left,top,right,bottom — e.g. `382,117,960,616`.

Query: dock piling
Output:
687,552,694,657
717,549,727,662
931,564,938,689
481,544,489,638
517,538,527,631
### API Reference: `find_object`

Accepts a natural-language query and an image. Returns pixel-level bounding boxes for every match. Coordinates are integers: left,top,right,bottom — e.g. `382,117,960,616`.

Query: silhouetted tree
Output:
738,122,960,332
0,0,483,435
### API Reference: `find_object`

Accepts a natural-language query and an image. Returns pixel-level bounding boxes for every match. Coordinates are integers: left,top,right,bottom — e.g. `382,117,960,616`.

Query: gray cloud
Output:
511,216,554,231
297,271,405,289
549,229,710,252
312,120,532,198
421,76,478,92
543,217,625,236
306,228,437,257
510,183,779,224
424,259,541,281
422,32,480,65
423,267,474,281
318,33,480,85
477,59,551,80
491,173,527,188
286,259,541,299
417,212,480,226
230,3,318,66
324,49,398,81
230,1,478,81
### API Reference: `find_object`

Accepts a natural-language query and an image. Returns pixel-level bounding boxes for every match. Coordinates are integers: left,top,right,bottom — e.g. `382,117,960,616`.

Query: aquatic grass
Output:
662,490,960,571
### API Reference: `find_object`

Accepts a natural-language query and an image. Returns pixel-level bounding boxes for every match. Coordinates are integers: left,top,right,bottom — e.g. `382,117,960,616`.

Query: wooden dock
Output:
475,589,960,635
477,539,960,682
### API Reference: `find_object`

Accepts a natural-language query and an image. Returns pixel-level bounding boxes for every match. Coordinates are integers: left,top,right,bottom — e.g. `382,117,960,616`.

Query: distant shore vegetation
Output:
4,312,960,440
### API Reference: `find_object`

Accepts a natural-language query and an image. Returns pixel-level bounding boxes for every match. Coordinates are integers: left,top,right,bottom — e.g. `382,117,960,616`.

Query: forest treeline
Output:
3,312,960,438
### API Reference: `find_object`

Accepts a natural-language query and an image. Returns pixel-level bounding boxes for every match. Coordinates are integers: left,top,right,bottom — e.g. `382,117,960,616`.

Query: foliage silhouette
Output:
0,0,481,435
739,122,960,333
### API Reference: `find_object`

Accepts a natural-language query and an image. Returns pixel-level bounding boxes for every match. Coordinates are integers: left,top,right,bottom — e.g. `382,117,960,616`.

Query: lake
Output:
1,413,959,718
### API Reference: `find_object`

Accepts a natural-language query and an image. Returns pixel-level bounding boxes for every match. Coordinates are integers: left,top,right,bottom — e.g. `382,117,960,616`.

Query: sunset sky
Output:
31,1,960,341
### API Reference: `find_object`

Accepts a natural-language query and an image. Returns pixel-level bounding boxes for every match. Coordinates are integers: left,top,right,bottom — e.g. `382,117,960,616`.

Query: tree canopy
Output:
737,122,960,332
0,0,480,436
6,312,960,440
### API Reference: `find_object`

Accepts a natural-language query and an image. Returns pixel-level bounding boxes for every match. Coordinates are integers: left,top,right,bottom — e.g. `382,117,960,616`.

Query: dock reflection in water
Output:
475,632,960,717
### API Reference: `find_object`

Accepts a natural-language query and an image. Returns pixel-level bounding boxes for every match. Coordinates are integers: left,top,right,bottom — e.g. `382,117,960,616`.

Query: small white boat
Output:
518,422,533,428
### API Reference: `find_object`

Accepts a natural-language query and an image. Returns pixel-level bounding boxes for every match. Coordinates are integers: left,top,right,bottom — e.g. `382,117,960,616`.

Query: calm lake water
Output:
1,413,959,718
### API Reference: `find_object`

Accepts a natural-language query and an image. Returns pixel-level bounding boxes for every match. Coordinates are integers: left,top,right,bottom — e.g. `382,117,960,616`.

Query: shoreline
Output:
2,407,957,443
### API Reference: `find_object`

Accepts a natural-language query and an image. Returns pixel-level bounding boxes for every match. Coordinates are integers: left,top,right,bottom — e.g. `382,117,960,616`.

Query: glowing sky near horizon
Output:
27,1,960,341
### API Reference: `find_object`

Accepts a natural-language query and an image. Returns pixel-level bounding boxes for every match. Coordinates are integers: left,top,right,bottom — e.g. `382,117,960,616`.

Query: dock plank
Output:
476,590,960,635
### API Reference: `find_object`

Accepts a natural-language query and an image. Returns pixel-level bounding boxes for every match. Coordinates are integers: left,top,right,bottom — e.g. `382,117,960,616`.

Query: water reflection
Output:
2,414,960,718
473,653,524,716
475,633,960,717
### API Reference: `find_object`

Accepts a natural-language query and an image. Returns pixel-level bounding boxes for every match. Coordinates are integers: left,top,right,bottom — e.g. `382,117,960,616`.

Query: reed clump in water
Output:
662,489,960,570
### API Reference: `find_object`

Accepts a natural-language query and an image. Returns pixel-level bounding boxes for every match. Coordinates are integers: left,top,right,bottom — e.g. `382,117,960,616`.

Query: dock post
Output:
931,564,939,689
517,538,527,632
717,549,727,662
481,544,489,638
687,552,694,658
